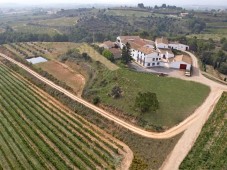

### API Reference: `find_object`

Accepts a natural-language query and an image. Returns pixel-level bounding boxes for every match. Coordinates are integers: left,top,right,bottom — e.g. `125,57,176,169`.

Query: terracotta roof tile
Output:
174,55,192,64
138,46,157,55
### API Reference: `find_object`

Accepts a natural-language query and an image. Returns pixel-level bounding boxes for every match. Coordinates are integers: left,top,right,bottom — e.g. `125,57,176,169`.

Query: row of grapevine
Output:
0,62,126,170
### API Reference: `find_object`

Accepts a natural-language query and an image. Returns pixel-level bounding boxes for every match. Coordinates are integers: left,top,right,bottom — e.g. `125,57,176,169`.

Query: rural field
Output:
105,9,152,17
180,92,227,169
35,17,79,27
37,61,86,96
187,21,227,41
84,67,210,130
13,24,60,35
0,61,130,170
2,41,210,130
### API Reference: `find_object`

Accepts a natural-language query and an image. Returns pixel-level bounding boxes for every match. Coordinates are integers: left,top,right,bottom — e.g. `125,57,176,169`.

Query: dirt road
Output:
0,52,226,140
160,51,227,170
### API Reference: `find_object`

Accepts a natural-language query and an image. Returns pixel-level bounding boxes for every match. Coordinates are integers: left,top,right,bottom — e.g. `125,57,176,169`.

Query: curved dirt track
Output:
160,51,227,170
1,52,227,140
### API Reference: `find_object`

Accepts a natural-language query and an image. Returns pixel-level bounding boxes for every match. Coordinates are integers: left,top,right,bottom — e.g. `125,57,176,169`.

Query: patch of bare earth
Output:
38,60,85,96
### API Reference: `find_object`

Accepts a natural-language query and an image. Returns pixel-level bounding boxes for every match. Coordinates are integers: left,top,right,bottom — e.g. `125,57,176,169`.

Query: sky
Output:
0,0,226,6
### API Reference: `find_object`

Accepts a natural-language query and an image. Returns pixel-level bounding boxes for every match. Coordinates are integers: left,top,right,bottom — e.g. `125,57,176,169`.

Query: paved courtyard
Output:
129,62,186,78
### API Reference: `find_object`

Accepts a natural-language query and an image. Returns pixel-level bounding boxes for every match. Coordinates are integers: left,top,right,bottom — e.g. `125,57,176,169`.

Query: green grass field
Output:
105,9,152,17
206,22,227,27
0,62,127,169
180,92,227,169
36,17,78,27
84,66,210,130
13,24,60,35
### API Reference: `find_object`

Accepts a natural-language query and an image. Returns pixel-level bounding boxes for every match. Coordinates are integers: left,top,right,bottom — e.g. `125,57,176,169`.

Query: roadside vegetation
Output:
0,61,128,169
180,92,227,170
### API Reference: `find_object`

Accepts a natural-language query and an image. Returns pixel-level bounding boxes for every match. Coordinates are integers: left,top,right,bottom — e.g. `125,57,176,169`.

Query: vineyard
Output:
180,92,227,169
4,42,48,59
0,61,130,169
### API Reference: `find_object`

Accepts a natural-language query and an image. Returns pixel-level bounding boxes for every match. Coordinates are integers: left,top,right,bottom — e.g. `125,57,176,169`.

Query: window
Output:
152,63,155,66
159,58,161,60
147,63,150,66
156,58,158,61
153,58,155,61
157,62,160,65
158,53,160,56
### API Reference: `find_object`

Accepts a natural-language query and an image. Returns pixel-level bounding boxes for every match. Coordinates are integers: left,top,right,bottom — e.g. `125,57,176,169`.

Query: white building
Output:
169,55,192,70
168,43,189,51
116,36,191,70
131,46,161,67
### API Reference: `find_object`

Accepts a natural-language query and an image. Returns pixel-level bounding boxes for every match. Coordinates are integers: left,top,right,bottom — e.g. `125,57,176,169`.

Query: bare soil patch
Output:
38,60,85,96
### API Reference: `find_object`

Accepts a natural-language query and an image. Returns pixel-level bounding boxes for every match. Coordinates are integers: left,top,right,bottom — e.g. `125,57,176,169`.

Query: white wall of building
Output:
156,43,169,49
168,44,189,51
169,61,191,70
116,36,124,49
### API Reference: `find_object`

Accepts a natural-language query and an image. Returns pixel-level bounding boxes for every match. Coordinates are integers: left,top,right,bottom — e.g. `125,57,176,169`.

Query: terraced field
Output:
0,62,130,169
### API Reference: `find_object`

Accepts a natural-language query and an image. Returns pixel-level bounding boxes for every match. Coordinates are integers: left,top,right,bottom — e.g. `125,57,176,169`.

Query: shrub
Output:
111,86,122,99
93,96,101,105
134,92,159,113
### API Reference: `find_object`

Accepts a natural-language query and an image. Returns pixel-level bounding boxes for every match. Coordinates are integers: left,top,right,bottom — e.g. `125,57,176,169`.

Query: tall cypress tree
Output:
121,42,132,64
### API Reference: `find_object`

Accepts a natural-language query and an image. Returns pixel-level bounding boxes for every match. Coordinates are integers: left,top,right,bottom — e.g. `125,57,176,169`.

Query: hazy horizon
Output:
0,0,227,7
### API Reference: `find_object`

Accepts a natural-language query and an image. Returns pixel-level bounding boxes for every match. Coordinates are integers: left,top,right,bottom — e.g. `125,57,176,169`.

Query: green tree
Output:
102,49,114,62
121,42,132,64
138,3,145,8
222,42,227,51
93,96,100,105
140,31,149,38
220,37,226,44
134,92,159,113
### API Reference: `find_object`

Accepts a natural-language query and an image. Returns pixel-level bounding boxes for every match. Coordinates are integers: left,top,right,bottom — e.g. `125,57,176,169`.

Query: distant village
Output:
100,36,192,72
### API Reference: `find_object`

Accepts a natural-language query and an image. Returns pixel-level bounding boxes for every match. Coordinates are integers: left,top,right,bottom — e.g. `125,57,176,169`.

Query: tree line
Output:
0,31,69,44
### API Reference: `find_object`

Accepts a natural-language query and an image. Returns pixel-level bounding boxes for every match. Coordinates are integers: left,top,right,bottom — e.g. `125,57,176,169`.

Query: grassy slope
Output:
79,44,119,71
84,65,210,130
36,17,78,27
180,92,227,170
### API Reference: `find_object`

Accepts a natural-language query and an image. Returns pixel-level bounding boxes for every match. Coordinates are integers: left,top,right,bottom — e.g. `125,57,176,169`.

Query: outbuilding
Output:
169,55,192,70
168,43,189,51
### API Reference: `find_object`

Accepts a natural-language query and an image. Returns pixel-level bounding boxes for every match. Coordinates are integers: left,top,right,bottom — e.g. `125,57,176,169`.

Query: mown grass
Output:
180,92,227,170
84,65,210,130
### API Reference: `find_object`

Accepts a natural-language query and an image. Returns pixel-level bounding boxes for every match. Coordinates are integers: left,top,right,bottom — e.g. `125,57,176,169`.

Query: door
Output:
180,64,187,69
